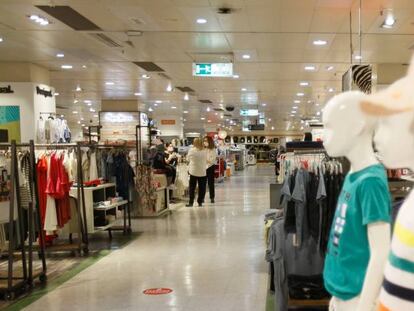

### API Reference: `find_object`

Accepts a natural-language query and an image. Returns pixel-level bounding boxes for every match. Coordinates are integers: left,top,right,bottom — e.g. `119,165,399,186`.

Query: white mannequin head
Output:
373,111,414,170
323,91,377,158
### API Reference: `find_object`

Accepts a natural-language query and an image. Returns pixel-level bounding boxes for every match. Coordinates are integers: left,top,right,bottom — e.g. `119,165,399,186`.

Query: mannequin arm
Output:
356,222,391,311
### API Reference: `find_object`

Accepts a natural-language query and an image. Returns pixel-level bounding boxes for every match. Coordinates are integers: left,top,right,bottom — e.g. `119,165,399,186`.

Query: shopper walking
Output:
204,136,217,203
186,138,207,207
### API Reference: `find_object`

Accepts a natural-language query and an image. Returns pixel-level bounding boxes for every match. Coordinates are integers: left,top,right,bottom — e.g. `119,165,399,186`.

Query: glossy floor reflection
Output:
23,165,273,311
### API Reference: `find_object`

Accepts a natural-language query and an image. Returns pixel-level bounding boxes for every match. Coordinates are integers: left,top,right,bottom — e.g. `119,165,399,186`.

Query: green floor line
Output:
4,249,110,311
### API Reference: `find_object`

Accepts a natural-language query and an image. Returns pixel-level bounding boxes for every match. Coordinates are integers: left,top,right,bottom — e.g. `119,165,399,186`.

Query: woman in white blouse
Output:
186,138,207,207
204,136,217,203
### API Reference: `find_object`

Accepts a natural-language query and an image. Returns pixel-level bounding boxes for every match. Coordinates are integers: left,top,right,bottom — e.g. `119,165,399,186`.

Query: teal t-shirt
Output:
323,164,391,300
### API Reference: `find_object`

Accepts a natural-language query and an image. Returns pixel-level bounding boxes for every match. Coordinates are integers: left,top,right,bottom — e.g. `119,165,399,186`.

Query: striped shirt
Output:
379,191,414,310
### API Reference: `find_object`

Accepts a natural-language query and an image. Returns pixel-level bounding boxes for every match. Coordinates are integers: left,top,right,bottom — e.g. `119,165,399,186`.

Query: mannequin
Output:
322,91,391,311
360,58,414,310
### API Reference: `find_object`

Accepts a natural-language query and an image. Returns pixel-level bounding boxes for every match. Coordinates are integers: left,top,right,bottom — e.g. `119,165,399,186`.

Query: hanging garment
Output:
291,169,311,247
37,118,46,143
18,153,32,209
89,150,98,181
114,153,135,199
324,164,391,301
82,151,90,182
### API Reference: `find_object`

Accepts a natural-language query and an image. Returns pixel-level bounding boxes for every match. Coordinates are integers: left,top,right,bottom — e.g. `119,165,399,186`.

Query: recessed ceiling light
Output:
80,117,84,121
242,54,251,59
233,74,239,79
268,118,272,121
90,108,95,112
94,114,99,118
241,88,247,91
294,100,301,104
206,107,211,112
271,126,275,130
73,111,78,114
82,123,86,127
382,14,396,28
134,92,142,96
155,100,162,104
105,81,114,85
201,117,205,120
328,88,335,93
84,100,92,104
54,92,60,96
183,110,189,114
292,106,298,109
304,65,316,71
297,92,305,97
300,81,309,86
183,119,187,122
262,103,267,106
196,18,207,24
142,74,150,79
77,121,81,124
166,84,173,92
154,103,158,107
290,114,295,117
148,107,154,112
0,37,3,43
76,86,82,92
184,93,189,101
87,103,92,106
56,53,64,58
354,55,362,60
29,15,49,26
326,65,334,71
313,39,328,46
61,65,73,69
82,65,87,69
291,110,297,114
74,99,79,104
171,106,177,109
316,111,321,116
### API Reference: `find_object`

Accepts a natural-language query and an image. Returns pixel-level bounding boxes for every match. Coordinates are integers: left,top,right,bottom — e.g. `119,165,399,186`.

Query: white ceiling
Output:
0,0,413,133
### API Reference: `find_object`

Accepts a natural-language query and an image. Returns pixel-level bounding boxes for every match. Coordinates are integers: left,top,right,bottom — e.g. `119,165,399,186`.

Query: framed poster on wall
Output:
0,106,20,143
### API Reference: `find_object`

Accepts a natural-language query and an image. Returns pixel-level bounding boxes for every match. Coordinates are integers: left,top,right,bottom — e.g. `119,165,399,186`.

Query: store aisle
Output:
23,166,272,311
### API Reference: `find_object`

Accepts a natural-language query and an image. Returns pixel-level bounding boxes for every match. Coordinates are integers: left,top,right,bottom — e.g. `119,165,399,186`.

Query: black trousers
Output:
206,165,216,200
189,175,207,205
164,165,176,184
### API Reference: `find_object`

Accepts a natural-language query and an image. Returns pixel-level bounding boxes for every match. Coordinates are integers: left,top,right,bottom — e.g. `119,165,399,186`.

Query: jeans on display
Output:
206,165,216,201
189,175,207,205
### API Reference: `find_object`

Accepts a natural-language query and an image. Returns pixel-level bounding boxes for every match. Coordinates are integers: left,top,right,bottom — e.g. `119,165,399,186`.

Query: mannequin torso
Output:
323,92,391,311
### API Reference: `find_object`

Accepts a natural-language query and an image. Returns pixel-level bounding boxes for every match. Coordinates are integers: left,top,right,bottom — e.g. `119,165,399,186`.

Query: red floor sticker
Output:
143,288,173,295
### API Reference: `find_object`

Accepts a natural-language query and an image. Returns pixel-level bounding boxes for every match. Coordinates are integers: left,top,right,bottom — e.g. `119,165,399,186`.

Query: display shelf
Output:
94,200,129,211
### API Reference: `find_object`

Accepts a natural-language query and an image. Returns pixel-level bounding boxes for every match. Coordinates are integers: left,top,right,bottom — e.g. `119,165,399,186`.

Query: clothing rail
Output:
34,142,89,254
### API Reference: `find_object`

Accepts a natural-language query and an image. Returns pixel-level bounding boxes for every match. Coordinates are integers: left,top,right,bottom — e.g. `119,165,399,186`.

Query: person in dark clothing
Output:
203,136,217,203
150,145,176,184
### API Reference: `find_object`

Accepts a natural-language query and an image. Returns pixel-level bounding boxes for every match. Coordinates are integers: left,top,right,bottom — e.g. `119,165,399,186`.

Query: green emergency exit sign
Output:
192,63,233,77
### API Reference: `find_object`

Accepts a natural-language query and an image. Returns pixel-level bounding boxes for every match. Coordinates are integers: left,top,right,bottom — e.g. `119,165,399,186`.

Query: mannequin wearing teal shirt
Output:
322,92,391,311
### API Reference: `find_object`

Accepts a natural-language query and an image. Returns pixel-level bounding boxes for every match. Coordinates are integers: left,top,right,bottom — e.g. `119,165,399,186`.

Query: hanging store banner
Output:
192,63,233,77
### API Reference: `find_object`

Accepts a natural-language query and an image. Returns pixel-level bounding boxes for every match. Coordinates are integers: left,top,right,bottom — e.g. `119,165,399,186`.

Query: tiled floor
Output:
22,165,273,311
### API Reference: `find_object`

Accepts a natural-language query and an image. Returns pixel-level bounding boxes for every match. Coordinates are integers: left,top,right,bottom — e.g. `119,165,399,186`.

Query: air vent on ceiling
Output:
133,62,165,72
199,99,212,104
176,86,195,93
217,7,234,14
56,105,69,110
36,5,101,31
214,108,225,112
89,33,122,47
224,113,232,117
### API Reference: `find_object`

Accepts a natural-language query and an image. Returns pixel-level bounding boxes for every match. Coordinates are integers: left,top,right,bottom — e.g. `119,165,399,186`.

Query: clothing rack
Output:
34,143,89,255
83,143,133,235
0,141,47,300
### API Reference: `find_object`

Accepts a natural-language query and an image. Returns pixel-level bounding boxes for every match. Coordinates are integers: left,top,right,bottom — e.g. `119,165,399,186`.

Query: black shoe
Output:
211,199,215,204
186,203,193,207
198,203,203,207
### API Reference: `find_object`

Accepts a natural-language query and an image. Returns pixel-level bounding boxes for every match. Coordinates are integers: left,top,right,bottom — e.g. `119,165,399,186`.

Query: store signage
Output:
102,112,136,123
143,288,173,295
192,63,233,77
248,124,265,131
240,109,259,117
36,86,53,98
161,120,176,125
0,85,14,94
